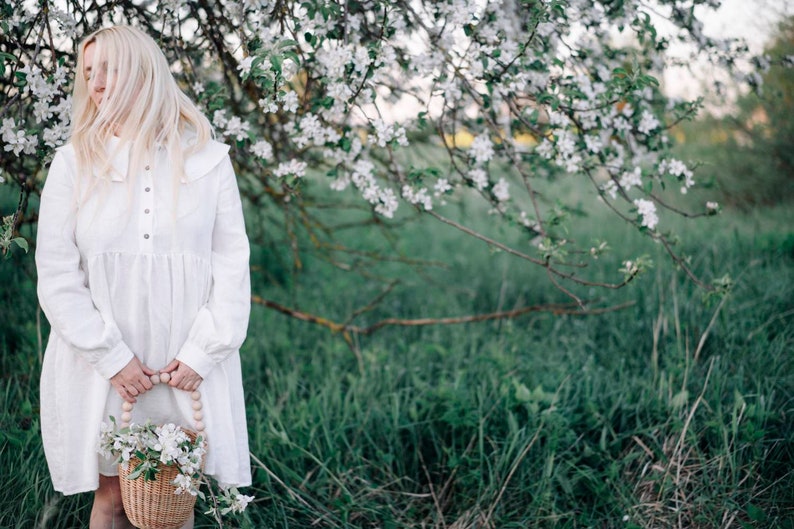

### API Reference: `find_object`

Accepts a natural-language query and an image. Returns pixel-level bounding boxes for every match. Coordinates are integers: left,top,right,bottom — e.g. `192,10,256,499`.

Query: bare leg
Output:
90,475,134,528
180,512,195,529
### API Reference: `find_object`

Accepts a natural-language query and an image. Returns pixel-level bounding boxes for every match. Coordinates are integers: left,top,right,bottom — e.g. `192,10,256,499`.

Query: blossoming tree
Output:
0,0,783,333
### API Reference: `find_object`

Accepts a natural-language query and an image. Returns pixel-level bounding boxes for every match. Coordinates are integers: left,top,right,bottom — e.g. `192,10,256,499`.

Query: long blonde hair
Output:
71,25,211,184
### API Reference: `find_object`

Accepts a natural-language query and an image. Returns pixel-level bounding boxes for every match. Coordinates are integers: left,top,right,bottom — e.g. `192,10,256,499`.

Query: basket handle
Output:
119,375,205,436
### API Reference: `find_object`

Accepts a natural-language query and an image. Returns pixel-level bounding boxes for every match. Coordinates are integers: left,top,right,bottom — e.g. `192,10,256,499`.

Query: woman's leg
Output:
90,474,195,529
90,475,134,529
180,512,195,529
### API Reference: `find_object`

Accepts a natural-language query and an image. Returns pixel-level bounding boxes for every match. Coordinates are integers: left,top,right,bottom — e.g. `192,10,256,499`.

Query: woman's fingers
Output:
167,362,202,391
160,359,180,373
140,363,157,377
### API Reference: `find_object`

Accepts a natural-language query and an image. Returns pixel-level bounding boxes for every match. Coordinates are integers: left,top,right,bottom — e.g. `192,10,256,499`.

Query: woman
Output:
36,26,251,528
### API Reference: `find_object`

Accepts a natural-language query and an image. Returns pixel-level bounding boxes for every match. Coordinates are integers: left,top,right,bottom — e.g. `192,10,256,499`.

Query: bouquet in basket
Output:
99,419,206,495
99,418,254,524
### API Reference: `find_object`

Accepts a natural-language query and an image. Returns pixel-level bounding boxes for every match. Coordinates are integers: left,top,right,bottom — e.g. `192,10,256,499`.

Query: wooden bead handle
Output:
119,376,204,435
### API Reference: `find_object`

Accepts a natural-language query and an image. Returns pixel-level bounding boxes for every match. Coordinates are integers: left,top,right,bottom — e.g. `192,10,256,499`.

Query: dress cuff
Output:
176,341,215,380
94,342,135,379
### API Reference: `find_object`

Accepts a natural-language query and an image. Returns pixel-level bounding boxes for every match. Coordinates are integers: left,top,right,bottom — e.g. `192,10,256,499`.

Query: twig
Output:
252,294,635,338
694,294,729,362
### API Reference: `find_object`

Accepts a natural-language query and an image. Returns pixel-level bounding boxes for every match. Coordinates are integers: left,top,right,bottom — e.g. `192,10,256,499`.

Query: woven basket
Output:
119,430,202,529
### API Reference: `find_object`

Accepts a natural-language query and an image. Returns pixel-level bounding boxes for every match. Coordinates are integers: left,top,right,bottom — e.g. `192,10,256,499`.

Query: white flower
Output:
638,110,659,135
660,158,694,193
706,201,719,212
43,123,69,148
622,260,639,276
633,198,658,230
224,116,250,141
584,134,602,154
212,110,228,128
536,138,555,160
470,134,494,165
401,185,433,211
49,7,77,37
273,159,307,179
258,97,279,113
492,178,510,202
294,115,319,147
251,140,273,160
469,168,488,191
371,119,407,148
619,167,642,190
375,188,398,218
192,82,205,95
433,178,452,197
1,117,37,156
237,56,254,77
280,91,299,113
232,493,255,512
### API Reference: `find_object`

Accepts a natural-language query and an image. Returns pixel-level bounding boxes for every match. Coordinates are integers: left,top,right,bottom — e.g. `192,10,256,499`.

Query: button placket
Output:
140,161,154,250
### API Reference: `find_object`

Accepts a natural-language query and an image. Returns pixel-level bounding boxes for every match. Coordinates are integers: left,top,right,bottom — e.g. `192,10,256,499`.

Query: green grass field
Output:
1,170,792,528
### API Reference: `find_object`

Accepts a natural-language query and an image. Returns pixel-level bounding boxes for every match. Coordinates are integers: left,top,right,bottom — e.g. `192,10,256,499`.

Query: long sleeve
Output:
176,156,250,378
36,151,134,379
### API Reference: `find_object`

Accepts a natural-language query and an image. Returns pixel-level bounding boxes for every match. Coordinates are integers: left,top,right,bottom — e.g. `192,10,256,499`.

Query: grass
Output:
0,174,792,527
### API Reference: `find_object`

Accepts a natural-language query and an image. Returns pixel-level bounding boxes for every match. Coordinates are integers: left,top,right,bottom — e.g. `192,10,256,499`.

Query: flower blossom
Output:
633,199,658,230
469,168,489,191
273,159,307,178
279,91,299,113
492,178,510,202
224,116,250,141
638,110,660,135
470,134,494,165
231,493,255,512
372,119,408,148
251,140,273,160
402,185,433,211
433,178,452,197
237,56,254,77
619,167,642,190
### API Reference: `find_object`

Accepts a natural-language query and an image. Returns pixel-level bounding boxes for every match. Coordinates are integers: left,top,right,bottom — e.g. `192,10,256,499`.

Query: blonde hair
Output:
71,25,211,184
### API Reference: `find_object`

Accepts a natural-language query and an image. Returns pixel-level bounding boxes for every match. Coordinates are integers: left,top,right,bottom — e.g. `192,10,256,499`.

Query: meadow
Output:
0,163,792,528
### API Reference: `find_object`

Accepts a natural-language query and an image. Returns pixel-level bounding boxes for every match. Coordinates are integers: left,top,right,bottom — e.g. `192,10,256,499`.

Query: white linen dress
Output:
36,136,252,495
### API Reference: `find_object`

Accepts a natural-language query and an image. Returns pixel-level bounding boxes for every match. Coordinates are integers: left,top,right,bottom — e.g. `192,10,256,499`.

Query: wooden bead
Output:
121,412,132,422
150,374,160,384
194,421,205,432
159,372,171,383
191,400,202,411
122,401,133,412
193,411,203,421
120,422,129,429
190,391,201,401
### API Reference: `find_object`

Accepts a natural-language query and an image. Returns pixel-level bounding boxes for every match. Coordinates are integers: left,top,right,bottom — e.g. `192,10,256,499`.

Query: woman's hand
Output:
110,358,156,403
160,359,203,391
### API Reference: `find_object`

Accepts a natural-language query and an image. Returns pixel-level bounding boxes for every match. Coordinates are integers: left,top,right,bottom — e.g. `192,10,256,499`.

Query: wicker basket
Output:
119,430,202,529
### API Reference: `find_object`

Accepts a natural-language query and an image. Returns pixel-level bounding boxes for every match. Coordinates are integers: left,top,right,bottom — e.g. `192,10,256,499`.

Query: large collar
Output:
96,136,230,183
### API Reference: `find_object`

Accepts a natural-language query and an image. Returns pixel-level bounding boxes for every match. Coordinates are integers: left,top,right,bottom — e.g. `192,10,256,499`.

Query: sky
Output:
663,0,793,100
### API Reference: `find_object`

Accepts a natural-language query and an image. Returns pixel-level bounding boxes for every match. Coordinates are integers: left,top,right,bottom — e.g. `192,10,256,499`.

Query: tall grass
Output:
0,189,791,527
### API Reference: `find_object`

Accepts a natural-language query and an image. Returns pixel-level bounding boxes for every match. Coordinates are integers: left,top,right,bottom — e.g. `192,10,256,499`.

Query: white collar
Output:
96,136,230,183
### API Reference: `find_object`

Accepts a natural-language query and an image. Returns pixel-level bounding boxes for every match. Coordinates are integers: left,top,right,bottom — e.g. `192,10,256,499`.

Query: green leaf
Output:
10,237,28,252
671,389,689,409
747,504,766,522
514,381,531,402
126,464,145,480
